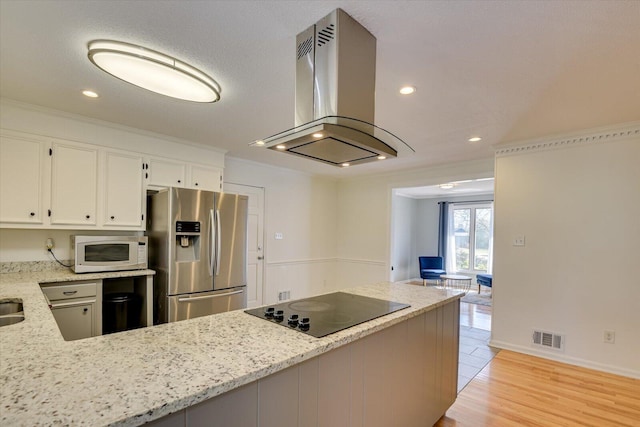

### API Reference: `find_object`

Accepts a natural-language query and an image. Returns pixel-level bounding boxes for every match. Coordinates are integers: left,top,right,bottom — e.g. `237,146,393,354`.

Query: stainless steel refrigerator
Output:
146,187,248,324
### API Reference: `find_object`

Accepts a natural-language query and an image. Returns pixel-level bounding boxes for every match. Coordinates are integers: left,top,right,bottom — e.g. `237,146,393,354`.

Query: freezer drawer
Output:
166,287,246,323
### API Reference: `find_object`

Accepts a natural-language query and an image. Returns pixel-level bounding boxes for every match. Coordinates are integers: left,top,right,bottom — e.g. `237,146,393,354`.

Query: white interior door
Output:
224,183,265,308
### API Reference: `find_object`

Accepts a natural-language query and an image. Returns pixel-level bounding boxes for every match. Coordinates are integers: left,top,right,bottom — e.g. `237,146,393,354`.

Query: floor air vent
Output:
532,330,565,351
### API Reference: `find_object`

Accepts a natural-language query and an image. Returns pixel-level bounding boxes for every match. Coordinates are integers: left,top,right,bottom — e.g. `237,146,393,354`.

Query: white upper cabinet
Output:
146,158,186,188
146,157,223,192
50,141,98,226
0,129,224,230
0,132,49,224
190,164,222,191
103,151,144,228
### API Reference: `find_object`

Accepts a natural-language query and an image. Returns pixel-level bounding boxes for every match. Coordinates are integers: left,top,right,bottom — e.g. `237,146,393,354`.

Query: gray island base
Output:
150,297,459,427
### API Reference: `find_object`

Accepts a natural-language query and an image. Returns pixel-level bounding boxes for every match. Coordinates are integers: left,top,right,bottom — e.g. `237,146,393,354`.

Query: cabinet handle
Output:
177,180,181,183
83,308,88,313
86,215,91,219
195,182,199,186
63,291,78,296
110,216,115,220
30,212,35,217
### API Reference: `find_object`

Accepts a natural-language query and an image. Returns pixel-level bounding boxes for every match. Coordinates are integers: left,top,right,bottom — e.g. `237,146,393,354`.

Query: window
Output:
449,203,493,273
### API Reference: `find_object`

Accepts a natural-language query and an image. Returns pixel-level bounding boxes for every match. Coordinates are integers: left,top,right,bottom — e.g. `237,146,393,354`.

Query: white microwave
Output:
71,235,148,273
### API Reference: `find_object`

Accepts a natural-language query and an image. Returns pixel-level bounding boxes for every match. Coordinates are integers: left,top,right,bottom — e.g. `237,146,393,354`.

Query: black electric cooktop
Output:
245,292,410,338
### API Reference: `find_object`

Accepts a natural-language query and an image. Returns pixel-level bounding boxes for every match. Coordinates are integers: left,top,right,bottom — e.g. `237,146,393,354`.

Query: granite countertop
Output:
0,273,463,426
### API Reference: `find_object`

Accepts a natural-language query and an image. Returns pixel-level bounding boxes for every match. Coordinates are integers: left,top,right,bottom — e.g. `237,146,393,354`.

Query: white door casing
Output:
224,183,265,308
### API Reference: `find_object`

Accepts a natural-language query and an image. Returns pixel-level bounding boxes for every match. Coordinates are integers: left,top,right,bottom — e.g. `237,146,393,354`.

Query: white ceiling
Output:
1,1,639,178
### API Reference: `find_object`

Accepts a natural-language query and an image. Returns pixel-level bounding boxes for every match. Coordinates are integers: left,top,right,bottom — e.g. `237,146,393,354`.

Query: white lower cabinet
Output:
149,300,460,427
41,281,101,341
50,301,95,341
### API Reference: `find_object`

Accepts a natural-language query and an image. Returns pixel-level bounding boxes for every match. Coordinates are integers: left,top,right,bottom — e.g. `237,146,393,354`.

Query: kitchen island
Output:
0,274,462,426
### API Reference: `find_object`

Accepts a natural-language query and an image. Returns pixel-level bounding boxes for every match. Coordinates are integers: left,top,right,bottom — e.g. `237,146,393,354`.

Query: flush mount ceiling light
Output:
87,40,221,103
468,136,482,142
82,90,99,98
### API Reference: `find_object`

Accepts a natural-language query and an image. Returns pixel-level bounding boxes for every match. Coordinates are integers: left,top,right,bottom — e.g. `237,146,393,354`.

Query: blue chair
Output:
477,274,493,294
419,256,446,286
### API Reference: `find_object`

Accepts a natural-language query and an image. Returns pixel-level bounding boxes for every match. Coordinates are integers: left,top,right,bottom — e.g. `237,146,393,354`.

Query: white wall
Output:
390,194,418,282
335,159,495,288
224,157,338,303
491,123,640,378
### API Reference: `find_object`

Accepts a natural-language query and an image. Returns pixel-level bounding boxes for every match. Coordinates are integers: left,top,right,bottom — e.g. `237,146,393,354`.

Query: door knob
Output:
257,256,264,260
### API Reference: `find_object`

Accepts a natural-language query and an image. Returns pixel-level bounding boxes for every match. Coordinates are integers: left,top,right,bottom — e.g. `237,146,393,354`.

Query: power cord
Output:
48,248,72,268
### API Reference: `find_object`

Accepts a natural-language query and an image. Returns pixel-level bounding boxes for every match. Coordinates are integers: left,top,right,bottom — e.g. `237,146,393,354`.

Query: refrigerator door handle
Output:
215,209,221,275
177,289,244,302
209,209,215,276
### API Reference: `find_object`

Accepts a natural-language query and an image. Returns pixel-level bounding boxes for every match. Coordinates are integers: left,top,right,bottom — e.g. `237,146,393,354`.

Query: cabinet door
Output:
147,158,186,188
51,301,95,340
0,134,48,224
190,165,222,191
104,151,144,227
50,141,98,225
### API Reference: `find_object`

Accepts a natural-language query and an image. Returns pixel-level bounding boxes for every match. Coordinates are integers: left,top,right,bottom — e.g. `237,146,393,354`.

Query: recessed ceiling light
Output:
468,137,482,142
312,133,324,138
87,40,221,103
276,144,287,150
399,86,416,95
254,140,265,146
341,163,350,167
82,90,99,98
377,155,386,160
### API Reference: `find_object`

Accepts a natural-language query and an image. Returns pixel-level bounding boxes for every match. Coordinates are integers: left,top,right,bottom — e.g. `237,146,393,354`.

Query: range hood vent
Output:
252,8,413,167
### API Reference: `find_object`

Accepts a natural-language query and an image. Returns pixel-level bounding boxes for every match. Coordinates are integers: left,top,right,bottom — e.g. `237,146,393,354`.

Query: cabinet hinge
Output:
49,148,52,156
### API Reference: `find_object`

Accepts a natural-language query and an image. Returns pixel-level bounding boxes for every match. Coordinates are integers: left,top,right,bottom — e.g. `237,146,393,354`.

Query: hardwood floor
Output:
435,350,640,426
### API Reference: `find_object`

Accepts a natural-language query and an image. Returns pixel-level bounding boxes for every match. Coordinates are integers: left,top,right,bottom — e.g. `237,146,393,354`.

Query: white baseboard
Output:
489,340,640,379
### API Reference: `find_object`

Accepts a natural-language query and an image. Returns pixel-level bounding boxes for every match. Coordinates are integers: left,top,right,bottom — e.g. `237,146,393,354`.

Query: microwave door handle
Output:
209,209,215,276
215,209,221,275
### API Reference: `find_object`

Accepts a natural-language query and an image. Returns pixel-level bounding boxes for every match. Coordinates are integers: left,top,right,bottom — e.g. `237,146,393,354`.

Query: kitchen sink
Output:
0,299,25,327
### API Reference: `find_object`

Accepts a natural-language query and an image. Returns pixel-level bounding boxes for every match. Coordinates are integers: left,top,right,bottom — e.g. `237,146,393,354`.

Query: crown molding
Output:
494,122,640,157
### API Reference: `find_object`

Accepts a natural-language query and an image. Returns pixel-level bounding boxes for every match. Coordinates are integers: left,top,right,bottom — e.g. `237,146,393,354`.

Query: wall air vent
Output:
532,329,565,351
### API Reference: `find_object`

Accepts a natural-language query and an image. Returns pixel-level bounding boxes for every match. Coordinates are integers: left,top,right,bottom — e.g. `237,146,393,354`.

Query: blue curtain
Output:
437,202,448,267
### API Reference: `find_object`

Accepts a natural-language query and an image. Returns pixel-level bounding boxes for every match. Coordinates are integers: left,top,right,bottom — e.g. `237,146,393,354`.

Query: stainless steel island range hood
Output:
252,8,413,167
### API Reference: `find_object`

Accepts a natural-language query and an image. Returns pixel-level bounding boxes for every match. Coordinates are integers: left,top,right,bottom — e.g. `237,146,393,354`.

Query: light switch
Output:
275,232,283,240
513,235,525,246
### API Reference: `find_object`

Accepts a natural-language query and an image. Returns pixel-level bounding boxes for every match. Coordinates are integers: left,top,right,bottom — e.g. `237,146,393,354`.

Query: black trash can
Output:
103,292,142,334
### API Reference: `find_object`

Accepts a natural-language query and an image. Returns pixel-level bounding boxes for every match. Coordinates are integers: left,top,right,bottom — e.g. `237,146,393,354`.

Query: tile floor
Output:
457,298,498,392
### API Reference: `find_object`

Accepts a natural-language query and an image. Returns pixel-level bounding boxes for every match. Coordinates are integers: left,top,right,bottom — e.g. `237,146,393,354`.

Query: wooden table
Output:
439,274,472,293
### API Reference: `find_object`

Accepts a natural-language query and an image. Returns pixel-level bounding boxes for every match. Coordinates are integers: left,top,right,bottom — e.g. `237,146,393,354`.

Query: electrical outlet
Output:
275,232,283,240
46,238,54,250
513,235,525,246
604,330,615,344
278,290,290,301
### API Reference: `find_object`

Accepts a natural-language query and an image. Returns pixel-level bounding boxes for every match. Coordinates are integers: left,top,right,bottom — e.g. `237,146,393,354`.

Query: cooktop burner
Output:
245,292,410,338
